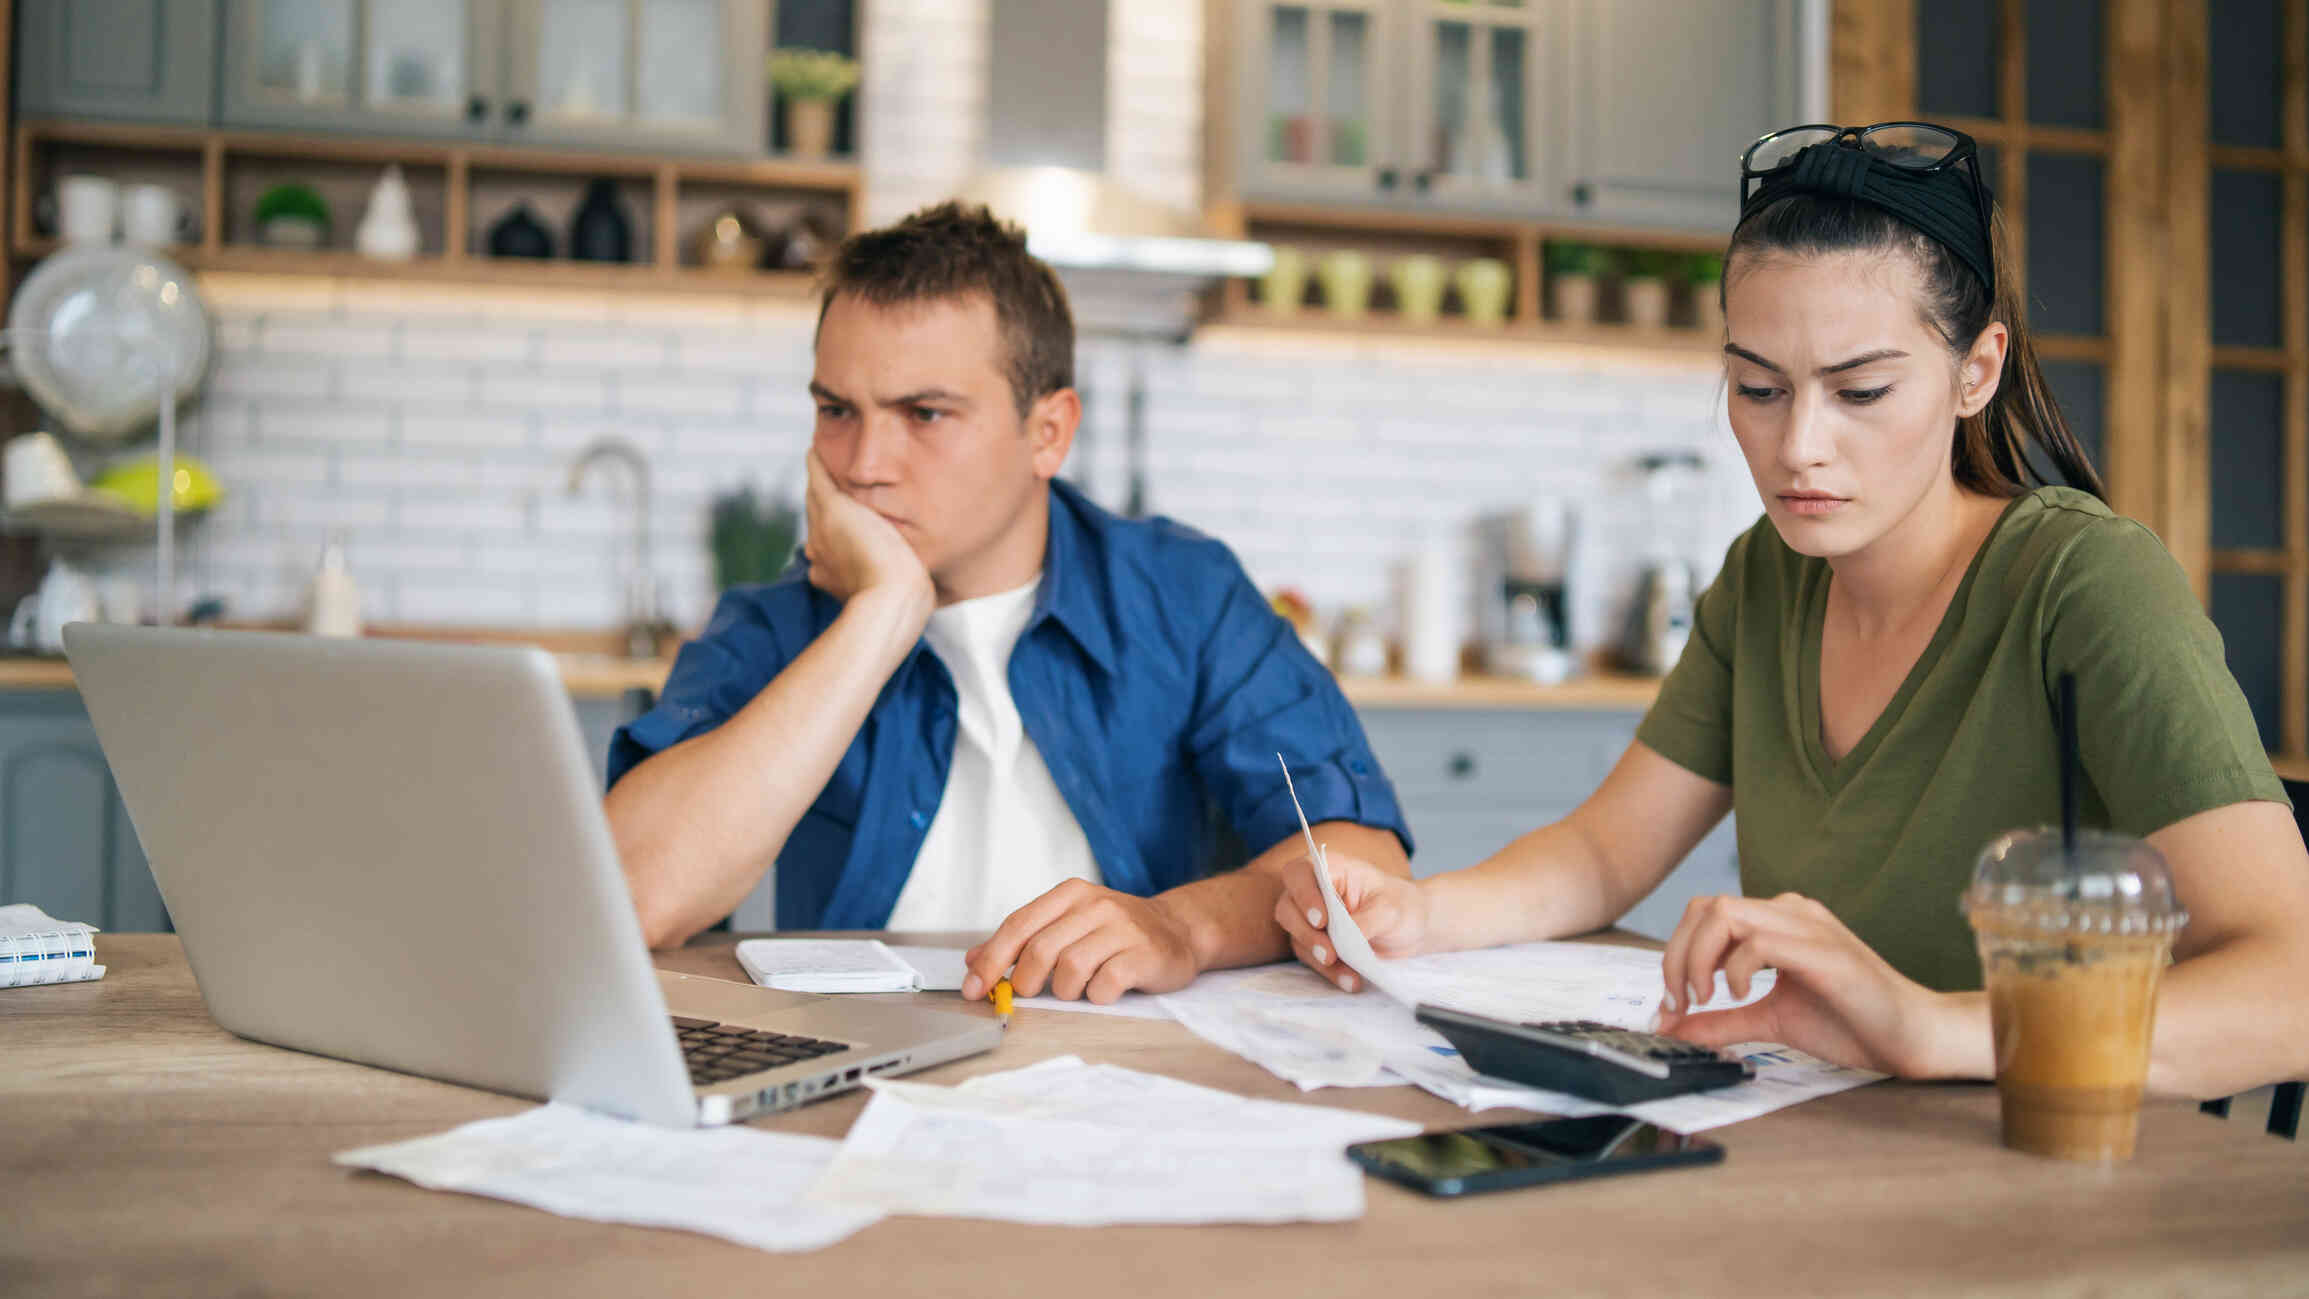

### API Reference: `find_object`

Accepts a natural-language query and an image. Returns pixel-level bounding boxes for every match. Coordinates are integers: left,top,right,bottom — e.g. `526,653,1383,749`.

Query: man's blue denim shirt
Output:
607,480,1411,930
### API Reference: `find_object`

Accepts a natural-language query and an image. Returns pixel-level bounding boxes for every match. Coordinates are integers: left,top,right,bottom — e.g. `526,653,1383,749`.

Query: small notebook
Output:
735,939,962,994
0,904,104,988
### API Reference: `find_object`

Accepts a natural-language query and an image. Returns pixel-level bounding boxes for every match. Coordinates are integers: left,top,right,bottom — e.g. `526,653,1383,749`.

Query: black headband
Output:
1738,143,1996,296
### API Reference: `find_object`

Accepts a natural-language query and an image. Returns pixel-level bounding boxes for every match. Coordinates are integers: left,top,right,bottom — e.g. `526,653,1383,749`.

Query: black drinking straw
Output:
2057,671,2080,857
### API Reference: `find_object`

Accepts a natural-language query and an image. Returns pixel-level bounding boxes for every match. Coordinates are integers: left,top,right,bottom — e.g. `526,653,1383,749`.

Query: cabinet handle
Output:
1413,170,1434,194
1570,182,1593,206
1377,167,1398,190
466,95,489,123
1447,752,1476,780
506,99,531,127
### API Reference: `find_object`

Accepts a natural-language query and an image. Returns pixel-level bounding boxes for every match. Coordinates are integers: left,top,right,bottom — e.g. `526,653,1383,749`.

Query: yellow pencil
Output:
992,977,1014,1024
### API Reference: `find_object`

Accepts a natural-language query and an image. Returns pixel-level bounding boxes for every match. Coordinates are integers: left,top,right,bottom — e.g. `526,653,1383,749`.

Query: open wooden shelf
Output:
10,119,859,297
1212,199,1730,354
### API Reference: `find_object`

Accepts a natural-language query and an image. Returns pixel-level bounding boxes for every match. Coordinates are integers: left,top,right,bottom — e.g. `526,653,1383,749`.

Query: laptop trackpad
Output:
655,967,828,1023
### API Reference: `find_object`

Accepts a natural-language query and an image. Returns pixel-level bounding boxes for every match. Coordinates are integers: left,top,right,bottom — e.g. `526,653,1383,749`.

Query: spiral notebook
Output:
0,903,104,988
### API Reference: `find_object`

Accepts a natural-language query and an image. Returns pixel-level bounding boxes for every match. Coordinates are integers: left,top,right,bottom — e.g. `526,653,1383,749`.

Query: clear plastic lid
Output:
1961,827,2188,937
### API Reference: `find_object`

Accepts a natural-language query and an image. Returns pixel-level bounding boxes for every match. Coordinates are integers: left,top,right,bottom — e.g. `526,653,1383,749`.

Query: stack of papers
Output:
336,1104,882,1253
1,904,104,988
809,1055,1419,1225
1157,945,1880,1133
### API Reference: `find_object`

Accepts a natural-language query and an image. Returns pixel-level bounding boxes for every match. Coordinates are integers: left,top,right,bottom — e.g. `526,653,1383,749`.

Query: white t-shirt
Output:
883,575,1102,932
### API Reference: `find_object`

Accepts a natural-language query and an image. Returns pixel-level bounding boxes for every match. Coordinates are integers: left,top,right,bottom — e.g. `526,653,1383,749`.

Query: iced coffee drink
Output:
1962,829,2186,1162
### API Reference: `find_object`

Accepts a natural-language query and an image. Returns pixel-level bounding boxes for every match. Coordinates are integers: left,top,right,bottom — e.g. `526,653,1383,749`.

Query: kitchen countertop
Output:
0,640,1666,709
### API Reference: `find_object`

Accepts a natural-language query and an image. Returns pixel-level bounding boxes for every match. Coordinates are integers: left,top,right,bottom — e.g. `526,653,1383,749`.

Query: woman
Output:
1280,123,2309,1098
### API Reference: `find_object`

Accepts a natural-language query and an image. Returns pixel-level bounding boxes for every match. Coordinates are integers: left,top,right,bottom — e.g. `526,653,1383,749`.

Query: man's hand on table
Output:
961,879,1201,1004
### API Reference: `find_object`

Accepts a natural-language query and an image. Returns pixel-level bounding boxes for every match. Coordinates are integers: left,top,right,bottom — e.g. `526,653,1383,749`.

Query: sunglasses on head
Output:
1740,122,1995,282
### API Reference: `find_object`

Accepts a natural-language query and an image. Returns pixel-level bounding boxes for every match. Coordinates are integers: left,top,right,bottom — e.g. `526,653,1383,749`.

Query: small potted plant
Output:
709,486,801,591
1544,241,1611,325
1685,252,1726,332
1621,248,1680,329
768,47,860,160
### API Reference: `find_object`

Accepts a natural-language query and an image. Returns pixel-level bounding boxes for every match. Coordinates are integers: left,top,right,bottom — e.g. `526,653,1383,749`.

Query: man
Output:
605,202,1410,1005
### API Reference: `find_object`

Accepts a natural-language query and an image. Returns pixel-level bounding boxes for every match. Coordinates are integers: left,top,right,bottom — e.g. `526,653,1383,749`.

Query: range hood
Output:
963,0,1270,339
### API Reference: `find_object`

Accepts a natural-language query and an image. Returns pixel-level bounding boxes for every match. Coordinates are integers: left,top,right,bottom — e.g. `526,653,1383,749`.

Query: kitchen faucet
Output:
564,435,668,658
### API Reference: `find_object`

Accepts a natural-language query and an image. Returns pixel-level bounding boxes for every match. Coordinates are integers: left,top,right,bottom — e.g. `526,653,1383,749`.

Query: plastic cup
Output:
1961,828,2186,1161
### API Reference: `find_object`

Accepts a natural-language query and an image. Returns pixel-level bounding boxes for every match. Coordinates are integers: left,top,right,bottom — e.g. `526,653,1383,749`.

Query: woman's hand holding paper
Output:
1273,851,1428,992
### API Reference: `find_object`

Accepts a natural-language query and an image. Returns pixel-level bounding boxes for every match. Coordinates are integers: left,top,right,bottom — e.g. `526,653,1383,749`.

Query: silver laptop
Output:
65,623,1000,1127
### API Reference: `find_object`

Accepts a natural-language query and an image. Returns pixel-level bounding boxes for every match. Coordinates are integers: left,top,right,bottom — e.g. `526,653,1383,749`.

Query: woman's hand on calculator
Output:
1274,851,1427,991
1654,892,1962,1079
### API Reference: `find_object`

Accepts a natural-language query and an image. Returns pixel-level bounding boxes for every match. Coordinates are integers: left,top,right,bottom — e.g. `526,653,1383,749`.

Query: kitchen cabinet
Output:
0,692,166,933
1357,706,1739,942
220,0,499,138
17,0,220,126
1227,0,1803,232
218,0,766,154
1560,0,1804,232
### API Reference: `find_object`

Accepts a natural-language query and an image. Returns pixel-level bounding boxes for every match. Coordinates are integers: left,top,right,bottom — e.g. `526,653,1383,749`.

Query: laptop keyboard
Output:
673,1015,852,1086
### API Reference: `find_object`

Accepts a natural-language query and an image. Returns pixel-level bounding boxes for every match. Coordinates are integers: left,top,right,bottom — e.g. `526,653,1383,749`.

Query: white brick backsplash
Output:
211,444,334,488
400,413,534,449
401,323,536,366
617,375,748,420
398,578,538,625
477,370,611,412
263,494,394,531
255,403,395,447
262,315,399,360
540,327,671,372
398,493,530,535
209,354,335,401
672,329,806,377
338,361,478,407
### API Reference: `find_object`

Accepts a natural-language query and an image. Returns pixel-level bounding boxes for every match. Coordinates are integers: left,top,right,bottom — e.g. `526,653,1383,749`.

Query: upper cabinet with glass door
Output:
219,0,767,154
1397,0,1557,214
498,0,766,155
221,0,498,137
1235,0,1397,203
1225,0,1805,231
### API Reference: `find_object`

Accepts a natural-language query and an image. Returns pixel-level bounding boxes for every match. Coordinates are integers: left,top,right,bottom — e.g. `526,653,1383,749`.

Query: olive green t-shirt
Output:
1635,487,2289,993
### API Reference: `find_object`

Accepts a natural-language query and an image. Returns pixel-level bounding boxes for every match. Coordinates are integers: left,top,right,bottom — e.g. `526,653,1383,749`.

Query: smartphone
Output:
1346,1114,1723,1197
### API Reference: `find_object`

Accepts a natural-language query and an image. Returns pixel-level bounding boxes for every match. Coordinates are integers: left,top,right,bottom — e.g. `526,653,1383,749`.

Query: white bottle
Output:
305,534,363,638
355,164,420,262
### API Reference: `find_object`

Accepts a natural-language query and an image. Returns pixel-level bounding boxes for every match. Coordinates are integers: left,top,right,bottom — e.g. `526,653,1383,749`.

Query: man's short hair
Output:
817,202,1075,418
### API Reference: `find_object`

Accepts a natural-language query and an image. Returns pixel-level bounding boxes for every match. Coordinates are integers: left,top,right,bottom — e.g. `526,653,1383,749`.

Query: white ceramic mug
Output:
9,560,99,654
3,432,84,510
57,175,119,246
120,184,190,248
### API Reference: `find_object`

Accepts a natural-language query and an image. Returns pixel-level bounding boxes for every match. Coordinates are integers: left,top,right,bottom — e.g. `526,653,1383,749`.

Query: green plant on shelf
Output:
1683,251,1725,286
1621,248,1683,280
710,487,800,591
1543,241,1613,277
767,47,861,103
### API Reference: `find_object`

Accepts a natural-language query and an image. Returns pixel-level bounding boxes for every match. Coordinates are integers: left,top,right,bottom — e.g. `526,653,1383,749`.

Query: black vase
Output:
569,178,634,263
485,202,553,259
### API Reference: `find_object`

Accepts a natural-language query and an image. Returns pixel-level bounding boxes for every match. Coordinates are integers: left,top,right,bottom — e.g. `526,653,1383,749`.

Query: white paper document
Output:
888,946,1173,1019
335,1104,882,1253
809,1056,1419,1226
1159,949,1879,1133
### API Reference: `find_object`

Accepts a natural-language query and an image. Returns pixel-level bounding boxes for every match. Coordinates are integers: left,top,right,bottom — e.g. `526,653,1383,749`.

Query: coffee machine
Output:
1473,500,1575,683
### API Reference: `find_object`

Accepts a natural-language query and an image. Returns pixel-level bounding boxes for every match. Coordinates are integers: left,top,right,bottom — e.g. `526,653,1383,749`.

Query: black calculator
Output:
1415,1005,1755,1105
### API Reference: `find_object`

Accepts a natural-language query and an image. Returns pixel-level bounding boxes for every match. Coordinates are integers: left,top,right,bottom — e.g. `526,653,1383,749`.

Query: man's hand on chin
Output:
960,879,1202,1005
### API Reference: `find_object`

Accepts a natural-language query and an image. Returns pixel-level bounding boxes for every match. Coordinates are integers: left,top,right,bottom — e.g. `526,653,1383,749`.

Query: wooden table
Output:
5,935,2304,1298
